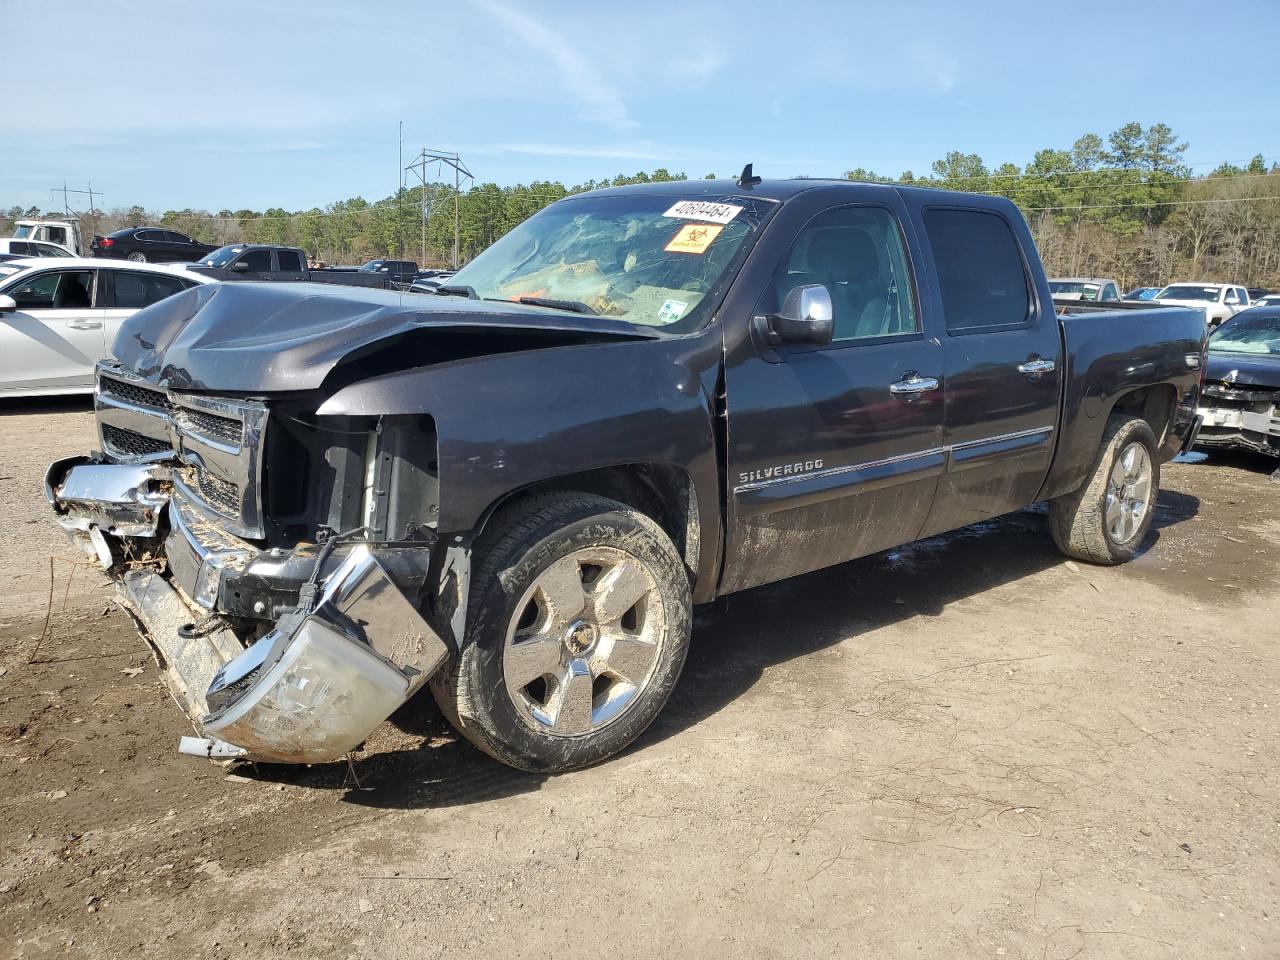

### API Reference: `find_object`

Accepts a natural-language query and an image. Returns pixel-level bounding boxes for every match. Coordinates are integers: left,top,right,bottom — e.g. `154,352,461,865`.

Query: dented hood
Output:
1204,352,1280,388
113,281,655,393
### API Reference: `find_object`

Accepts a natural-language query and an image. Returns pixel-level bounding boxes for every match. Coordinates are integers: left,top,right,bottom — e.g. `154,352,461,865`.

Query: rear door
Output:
721,191,945,593
273,248,308,281
100,268,197,358
0,268,105,393
910,204,1062,537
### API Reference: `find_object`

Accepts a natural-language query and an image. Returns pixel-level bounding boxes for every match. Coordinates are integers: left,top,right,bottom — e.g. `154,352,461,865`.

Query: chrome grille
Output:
191,470,240,516
93,361,268,539
99,375,174,414
102,425,171,458
179,408,243,446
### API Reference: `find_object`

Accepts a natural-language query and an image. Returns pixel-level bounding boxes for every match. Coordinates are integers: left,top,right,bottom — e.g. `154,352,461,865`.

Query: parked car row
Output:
1050,276,1275,328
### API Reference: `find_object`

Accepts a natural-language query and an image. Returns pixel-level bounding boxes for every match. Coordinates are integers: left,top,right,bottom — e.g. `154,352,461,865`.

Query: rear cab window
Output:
923,208,1033,334
277,250,303,272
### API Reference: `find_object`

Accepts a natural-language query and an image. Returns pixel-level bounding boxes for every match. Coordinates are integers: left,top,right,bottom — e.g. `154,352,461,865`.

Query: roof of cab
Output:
581,177,1023,214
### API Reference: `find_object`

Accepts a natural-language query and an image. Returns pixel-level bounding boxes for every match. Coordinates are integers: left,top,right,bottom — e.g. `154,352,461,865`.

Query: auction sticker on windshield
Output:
662,200,743,224
658,299,688,324
665,224,723,254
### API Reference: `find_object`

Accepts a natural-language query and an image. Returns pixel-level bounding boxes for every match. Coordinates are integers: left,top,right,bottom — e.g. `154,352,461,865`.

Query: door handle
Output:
889,374,940,396
1017,358,1056,377
67,322,103,330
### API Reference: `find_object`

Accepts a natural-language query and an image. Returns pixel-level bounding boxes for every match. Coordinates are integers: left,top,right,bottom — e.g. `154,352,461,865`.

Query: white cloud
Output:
471,0,639,131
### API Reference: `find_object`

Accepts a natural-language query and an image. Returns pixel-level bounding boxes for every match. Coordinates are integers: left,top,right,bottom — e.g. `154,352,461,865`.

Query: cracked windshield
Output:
445,194,766,331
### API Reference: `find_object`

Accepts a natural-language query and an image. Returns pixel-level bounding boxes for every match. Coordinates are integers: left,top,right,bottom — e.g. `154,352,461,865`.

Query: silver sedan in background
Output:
0,258,213,397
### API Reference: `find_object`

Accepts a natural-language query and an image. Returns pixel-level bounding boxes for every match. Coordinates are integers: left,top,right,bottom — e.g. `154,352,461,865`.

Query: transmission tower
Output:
403,149,474,268
48,180,103,236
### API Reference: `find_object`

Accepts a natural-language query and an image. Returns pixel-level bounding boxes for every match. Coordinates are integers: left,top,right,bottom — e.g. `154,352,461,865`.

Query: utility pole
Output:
48,181,103,244
397,121,404,260
403,148,474,268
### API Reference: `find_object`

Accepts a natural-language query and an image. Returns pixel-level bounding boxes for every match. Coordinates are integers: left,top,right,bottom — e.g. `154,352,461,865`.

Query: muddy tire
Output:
431,493,691,773
1049,415,1160,565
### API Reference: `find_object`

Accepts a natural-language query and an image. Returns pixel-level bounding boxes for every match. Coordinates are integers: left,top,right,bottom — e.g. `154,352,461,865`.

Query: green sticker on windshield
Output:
658,299,688,324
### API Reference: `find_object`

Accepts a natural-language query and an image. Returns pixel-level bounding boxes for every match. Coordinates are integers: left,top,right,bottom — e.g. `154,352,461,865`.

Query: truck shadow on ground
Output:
279,491,1198,809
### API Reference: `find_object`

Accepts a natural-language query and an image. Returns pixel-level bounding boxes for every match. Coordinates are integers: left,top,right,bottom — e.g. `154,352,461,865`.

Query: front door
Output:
0,268,104,393
910,205,1062,537
721,199,945,594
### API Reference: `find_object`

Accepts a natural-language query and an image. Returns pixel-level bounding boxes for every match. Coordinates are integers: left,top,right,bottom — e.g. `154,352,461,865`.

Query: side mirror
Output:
231,261,251,272
0,294,15,314
767,284,834,346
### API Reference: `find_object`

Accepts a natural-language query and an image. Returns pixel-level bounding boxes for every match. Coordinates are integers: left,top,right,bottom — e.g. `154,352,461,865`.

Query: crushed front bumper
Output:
1196,384,1280,458
46,456,450,764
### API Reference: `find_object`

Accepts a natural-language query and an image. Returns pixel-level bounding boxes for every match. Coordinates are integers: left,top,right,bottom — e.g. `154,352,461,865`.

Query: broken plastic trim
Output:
200,545,449,764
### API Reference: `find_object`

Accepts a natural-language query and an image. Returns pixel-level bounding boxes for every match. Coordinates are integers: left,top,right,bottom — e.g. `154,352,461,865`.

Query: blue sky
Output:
5,0,1279,213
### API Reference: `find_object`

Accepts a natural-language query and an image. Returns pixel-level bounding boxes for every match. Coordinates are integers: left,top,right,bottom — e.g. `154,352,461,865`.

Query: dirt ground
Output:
1,397,1277,960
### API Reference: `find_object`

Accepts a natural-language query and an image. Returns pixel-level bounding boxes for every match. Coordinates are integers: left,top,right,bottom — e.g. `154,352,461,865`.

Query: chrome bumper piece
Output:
45,457,449,765
45,456,170,565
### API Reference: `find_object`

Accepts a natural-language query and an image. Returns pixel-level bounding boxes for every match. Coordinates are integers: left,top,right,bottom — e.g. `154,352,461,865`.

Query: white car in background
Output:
0,258,212,397
0,238,75,258
1153,282,1251,328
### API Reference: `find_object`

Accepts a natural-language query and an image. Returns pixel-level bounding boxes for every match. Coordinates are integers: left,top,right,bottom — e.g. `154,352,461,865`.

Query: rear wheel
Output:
431,493,692,772
126,251,147,262
1049,415,1160,564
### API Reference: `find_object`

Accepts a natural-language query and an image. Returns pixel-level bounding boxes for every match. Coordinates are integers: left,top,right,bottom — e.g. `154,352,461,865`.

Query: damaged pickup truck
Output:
1195,306,1280,475
46,176,1207,772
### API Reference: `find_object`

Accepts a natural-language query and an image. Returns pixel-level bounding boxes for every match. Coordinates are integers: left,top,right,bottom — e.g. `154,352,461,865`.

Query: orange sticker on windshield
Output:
665,223,723,254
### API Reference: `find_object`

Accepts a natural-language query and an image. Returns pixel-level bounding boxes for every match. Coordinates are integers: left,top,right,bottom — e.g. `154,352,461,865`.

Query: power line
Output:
1026,194,1280,213
916,156,1280,186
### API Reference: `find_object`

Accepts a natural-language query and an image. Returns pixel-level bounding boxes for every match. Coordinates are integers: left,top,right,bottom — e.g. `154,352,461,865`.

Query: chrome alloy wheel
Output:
1105,440,1153,544
503,546,665,738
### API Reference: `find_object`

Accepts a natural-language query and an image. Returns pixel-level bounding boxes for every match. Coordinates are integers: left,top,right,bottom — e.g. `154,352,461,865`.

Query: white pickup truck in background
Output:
1153,282,1251,327
11,219,85,256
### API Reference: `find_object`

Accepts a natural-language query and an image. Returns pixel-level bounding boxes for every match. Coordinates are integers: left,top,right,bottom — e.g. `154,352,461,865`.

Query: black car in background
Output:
91,227,218,263
358,258,419,288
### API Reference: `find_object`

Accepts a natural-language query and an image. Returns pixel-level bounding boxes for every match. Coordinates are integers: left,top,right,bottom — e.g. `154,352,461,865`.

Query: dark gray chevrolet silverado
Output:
46,177,1207,772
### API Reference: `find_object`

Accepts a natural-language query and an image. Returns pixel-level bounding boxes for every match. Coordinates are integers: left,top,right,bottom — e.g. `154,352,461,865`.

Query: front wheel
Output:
1049,415,1160,564
431,493,692,772
125,251,147,262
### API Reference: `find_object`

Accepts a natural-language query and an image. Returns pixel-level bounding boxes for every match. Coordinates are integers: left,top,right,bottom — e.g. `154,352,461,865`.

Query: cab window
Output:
925,208,1032,333
767,205,919,342
277,250,303,272
242,249,273,271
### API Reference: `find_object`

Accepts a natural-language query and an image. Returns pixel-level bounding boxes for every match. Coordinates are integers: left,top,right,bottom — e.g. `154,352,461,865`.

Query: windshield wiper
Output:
515,296,598,316
436,284,479,299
